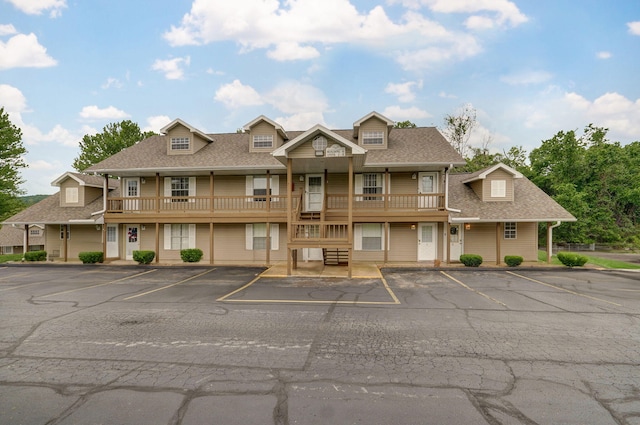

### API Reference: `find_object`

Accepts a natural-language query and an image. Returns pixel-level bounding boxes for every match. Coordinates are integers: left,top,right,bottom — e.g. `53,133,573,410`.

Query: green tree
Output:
394,120,417,129
441,104,477,157
0,107,27,221
73,120,154,171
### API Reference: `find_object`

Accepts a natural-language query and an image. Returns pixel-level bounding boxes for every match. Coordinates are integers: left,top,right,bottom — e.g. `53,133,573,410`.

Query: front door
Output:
418,223,437,261
305,174,324,212
124,178,140,211
418,172,437,209
125,225,140,260
449,224,463,261
106,224,119,258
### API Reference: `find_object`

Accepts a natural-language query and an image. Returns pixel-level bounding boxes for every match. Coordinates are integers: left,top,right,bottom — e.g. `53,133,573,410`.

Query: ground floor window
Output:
163,224,195,250
246,224,279,250
504,222,517,239
354,223,384,251
59,225,70,240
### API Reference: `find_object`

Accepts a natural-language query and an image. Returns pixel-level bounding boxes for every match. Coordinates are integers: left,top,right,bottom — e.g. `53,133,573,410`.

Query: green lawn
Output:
0,253,23,263
538,250,640,269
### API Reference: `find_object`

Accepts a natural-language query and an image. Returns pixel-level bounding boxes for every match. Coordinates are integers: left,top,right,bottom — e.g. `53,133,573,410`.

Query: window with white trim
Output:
354,223,384,251
253,135,273,149
59,225,70,240
363,173,382,201
171,177,189,202
246,224,279,250
171,137,190,150
163,224,196,250
246,176,279,202
106,226,116,243
30,228,41,236
65,187,78,203
504,222,517,239
491,180,506,198
362,131,384,145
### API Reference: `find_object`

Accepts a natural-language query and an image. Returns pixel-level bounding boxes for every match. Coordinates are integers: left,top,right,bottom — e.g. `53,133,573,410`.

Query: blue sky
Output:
1,0,639,195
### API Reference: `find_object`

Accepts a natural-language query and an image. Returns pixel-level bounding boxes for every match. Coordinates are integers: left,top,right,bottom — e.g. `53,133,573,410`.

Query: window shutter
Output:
270,224,279,250
164,224,171,250
270,175,279,196
246,176,254,201
354,224,362,250
245,224,253,250
188,224,196,248
164,177,171,203
188,177,196,202
355,174,363,201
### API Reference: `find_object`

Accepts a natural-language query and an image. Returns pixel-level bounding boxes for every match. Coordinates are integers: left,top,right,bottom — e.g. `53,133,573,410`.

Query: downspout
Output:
90,174,109,218
444,165,461,213
547,221,562,263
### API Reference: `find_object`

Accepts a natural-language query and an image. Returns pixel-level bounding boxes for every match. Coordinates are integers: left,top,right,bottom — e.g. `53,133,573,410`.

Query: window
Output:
246,176,279,202
491,180,506,198
106,226,117,243
1,246,13,254
163,224,195,250
59,225,70,240
253,135,273,149
253,177,268,202
171,177,189,202
30,228,41,236
362,131,384,145
171,137,190,150
363,173,382,200
504,222,517,239
246,224,279,250
65,187,78,203
355,223,384,251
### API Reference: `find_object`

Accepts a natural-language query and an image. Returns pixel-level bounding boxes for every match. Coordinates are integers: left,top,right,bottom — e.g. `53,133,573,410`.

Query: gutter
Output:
444,164,461,214
90,174,108,218
547,220,562,262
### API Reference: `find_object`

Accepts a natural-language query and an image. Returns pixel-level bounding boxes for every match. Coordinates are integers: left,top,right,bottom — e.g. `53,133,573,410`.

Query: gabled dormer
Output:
243,115,288,153
272,124,366,163
51,172,117,207
160,119,214,156
353,111,394,150
462,163,523,202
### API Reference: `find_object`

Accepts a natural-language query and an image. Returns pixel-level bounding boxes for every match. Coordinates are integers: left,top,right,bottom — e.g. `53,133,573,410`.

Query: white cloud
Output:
382,105,431,121
263,81,329,114
79,105,130,121
500,70,553,85
393,0,528,27
275,112,327,130
214,80,264,109
28,159,57,170
163,0,511,69
6,0,67,17
101,77,123,89
143,115,172,134
438,91,457,99
596,51,612,59
628,21,640,36
151,56,191,80
465,15,495,30
0,32,57,70
0,24,17,36
385,80,423,103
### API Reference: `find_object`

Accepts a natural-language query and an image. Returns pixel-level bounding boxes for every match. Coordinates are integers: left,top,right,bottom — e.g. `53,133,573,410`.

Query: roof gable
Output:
160,119,214,143
353,111,394,130
462,163,523,184
271,125,366,159
243,115,288,140
51,172,117,189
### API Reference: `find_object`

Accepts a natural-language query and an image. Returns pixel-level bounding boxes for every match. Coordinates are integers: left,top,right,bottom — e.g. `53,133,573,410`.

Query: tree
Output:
441,104,477,158
394,120,417,129
0,107,27,221
72,120,154,171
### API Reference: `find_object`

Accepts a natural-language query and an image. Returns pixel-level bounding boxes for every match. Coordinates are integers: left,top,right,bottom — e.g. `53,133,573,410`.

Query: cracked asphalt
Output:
0,264,639,424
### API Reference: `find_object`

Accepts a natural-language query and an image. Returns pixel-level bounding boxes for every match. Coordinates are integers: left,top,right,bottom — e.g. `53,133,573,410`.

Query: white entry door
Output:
123,178,140,211
418,223,437,261
449,224,463,261
418,172,438,209
305,175,324,212
125,224,140,260
106,224,119,258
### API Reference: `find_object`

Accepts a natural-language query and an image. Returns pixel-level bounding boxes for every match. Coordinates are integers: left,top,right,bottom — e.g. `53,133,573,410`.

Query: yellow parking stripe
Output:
441,271,508,307
124,268,215,300
40,269,158,298
506,271,622,306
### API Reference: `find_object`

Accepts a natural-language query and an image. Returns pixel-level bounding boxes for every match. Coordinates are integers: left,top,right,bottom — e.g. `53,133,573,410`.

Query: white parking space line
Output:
440,271,508,307
124,268,216,300
40,269,158,298
506,271,622,307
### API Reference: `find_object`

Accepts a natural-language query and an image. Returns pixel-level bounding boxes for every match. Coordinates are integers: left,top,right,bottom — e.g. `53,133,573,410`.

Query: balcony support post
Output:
348,156,353,278
155,222,160,264
155,173,160,213
286,158,293,275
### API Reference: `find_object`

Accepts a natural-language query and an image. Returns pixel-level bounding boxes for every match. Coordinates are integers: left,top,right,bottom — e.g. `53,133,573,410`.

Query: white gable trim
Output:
272,125,366,158
461,163,523,184
243,115,288,139
353,111,394,128
160,118,214,142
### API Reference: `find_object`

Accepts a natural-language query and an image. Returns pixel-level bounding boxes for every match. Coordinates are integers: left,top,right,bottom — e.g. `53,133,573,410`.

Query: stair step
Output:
323,248,349,265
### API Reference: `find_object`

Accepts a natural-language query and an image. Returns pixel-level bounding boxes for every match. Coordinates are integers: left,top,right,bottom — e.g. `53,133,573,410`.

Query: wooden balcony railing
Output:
291,222,349,243
325,193,444,210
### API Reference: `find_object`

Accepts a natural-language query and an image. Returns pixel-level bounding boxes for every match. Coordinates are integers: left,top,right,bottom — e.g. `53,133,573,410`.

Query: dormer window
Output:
491,180,506,198
362,131,384,145
253,135,273,149
66,187,78,203
171,137,190,151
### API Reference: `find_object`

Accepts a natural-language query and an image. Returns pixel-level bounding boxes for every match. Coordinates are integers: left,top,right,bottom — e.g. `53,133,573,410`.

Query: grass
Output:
538,250,640,269
0,253,23,263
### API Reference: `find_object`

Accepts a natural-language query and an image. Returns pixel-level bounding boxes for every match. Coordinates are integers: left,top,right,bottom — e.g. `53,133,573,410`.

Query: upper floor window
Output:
65,187,79,203
30,228,41,236
504,222,517,239
362,131,384,145
491,180,506,198
171,177,190,202
171,137,190,151
363,173,382,200
253,135,273,149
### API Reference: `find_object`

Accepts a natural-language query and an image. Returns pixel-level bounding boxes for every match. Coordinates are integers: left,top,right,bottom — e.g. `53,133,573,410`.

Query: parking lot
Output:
0,264,639,424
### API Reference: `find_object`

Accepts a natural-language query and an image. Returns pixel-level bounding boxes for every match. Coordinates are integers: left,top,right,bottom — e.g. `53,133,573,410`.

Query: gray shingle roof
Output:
0,225,45,247
448,172,576,222
86,126,465,174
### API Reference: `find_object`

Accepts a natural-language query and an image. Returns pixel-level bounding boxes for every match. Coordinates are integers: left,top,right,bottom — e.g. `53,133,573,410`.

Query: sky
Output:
1,0,639,195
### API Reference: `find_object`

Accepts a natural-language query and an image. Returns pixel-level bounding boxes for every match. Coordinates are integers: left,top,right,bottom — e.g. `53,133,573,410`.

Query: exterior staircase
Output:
323,248,349,265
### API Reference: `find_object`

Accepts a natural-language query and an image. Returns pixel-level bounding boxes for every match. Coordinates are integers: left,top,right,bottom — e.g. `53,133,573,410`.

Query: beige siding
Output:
249,121,277,153
469,180,483,199
166,126,195,155
483,169,514,201
45,225,103,260
289,140,316,158
463,222,498,262
327,174,348,194
500,222,538,261
59,179,81,207
192,133,209,153
390,173,416,194
388,223,417,261
84,186,103,204
358,117,388,149
462,222,538,263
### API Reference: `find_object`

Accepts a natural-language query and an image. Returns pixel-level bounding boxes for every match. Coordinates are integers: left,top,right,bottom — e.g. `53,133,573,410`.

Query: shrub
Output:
557,252,588,267
24,250,47,261
460,254,483,267
504,255,523,267
133,250,155,264
79,251,103,264
180,248,203,263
